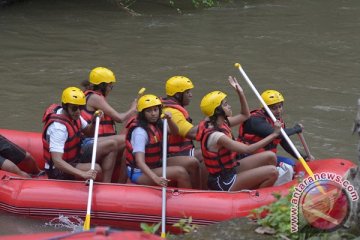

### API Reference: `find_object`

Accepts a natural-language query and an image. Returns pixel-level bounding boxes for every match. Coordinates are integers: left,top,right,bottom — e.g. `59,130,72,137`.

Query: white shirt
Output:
46,108,88,153
130,127,148,153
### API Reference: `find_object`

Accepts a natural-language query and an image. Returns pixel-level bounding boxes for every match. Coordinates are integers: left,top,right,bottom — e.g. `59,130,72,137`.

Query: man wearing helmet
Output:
42,87,118,182
161,76,202,189
81,67,137,183
238,90,309,167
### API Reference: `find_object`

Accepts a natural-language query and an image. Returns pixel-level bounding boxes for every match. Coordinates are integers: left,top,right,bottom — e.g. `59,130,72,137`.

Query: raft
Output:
0,227,161,240
0,128,356,230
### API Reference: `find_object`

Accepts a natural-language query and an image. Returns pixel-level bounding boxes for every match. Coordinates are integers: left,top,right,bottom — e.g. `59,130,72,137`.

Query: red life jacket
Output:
125,117,163,169
161,98,194,154
42,104,82,167
238,109,284,153
81,90,116,137
197,121,238,175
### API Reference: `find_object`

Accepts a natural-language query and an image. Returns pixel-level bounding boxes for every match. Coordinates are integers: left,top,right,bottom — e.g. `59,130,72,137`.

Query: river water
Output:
0,0,359,236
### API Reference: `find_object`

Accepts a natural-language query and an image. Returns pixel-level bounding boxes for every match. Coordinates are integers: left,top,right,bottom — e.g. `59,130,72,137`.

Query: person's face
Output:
144,106,160,123
105,83,114,96
181,89,192,106
67,104,84,120
268,102,283,119
221,98,232,117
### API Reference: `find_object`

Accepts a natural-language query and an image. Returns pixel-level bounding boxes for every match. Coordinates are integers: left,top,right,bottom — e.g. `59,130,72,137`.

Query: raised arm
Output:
227,76,250,127
87,93,137,123
218,120,282,154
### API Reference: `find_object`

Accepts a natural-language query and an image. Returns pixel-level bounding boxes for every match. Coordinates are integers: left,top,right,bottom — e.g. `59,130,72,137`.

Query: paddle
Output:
234,63,318,181
161,118,168,238
298,132,314,160
138,87,146,97
83,111,101,231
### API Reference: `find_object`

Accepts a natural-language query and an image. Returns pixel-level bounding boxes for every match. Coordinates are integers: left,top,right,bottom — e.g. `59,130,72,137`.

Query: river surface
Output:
0,0,359,236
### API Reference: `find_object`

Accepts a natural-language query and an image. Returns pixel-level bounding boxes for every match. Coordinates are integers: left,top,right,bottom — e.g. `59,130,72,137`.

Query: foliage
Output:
140,222,161,234
191,0,218,8
251,189,295,239
140,217,198,238
250,188,358,240
172,216,198,233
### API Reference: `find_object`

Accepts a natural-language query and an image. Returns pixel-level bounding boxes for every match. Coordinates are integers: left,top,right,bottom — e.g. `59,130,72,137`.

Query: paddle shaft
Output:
83,115,100,231
298,132,312,159
236,64,316,178
161,119,168,238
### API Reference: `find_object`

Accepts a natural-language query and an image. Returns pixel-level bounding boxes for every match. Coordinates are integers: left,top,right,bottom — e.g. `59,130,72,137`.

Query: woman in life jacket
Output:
197,82,282,191
125,94,192,188
81,67,137,183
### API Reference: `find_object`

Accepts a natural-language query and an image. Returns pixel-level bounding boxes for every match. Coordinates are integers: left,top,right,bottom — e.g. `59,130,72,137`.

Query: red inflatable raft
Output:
0,227,161,240
0,129,356,231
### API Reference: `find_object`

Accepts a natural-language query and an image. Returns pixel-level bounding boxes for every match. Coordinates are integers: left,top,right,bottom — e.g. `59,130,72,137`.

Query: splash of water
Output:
45,215,84,232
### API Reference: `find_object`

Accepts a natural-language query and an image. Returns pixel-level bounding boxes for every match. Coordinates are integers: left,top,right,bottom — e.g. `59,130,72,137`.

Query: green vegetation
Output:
140,216,198,238
251,188,358,240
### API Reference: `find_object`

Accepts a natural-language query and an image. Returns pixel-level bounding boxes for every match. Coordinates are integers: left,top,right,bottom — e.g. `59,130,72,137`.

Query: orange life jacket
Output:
42,104,82,167
238,109,283,153
125,118,163,169
197,121,238,175
81,90,116,137
161,98,194,154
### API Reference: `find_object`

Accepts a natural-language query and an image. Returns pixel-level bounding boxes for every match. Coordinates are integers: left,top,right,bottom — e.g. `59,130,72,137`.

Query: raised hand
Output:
228,76,243,92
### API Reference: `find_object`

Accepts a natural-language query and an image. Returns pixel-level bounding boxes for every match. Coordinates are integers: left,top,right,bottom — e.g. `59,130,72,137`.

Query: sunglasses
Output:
69,105,85,112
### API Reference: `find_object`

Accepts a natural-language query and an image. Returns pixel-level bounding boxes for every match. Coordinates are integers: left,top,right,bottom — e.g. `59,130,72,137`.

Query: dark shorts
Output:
46,139,93,180
207,168,237,191
0,135,26,168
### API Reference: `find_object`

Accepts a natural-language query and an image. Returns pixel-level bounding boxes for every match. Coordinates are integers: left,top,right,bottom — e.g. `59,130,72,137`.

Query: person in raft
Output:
237,89,314,168
42,87,118,182
81,67,137,183
196,84,282,191
161,76,201,189
125,94,192,188
0,134,41,178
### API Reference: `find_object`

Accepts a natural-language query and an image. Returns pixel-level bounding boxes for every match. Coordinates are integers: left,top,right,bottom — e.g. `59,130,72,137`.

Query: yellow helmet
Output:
61,87,86,105
137,94,162,112
89,67,116,85
261,90,284,106
200,91,227,117
165,76,194,96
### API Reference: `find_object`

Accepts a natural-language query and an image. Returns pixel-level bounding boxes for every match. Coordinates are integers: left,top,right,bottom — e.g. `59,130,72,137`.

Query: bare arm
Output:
185,125,198,140
163,111,179,136
51,152,96,180
134,152,165,186
217,121,282,154
227,76,250,127
87,94,137,123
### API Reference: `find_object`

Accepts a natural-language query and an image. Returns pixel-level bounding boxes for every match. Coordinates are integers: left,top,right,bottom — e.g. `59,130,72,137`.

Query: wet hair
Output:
137,106,163,132
173,92,184,106
80,80,108,96
80,80,91,91
208,105,230,129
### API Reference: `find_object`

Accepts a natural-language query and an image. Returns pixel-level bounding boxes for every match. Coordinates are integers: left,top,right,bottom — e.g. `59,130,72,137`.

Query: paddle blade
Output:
83,214,91,231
